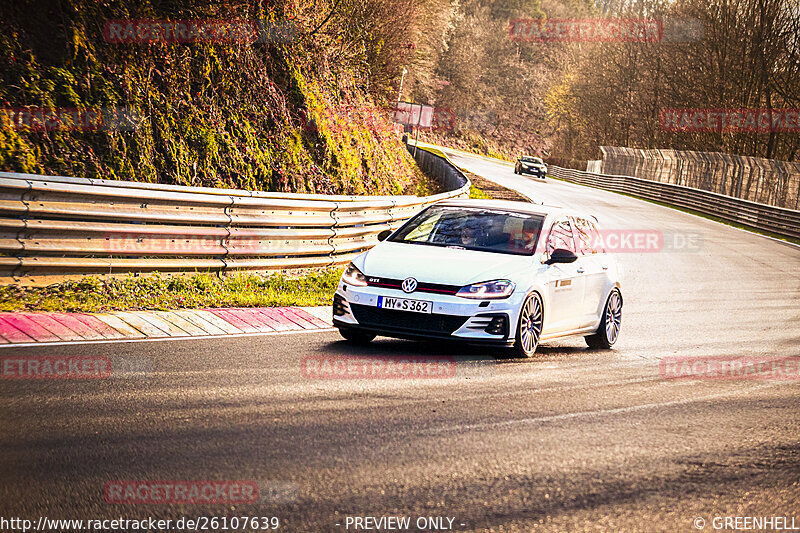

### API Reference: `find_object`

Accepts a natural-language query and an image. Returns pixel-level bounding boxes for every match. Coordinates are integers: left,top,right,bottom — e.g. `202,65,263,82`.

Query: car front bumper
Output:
332,282,521,345
520,167,546,177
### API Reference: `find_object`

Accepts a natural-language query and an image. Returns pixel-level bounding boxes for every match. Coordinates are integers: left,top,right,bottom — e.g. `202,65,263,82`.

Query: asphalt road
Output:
2,151,799,532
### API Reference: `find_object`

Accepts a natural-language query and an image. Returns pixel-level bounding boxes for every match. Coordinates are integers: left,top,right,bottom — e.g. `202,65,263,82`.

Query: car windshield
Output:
521,156,543,163
389,206,545,255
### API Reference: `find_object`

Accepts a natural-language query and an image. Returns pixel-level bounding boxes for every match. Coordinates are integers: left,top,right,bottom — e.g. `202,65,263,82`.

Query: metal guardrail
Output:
0,146,469,284
548,166,800,240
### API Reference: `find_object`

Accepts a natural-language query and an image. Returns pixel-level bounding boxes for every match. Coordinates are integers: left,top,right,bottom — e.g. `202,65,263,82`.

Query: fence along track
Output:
596,147,800,210
0,146,469,285
548,166,800,240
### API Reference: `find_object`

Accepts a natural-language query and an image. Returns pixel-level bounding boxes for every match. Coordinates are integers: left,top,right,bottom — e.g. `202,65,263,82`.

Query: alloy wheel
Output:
519,294,543,355
604,290,622,344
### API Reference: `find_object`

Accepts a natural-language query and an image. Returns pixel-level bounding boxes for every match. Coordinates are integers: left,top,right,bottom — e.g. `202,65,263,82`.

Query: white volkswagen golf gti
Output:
332,199,622,357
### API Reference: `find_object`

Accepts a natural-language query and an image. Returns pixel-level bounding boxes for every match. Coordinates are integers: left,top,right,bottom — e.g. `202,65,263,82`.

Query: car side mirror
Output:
377,229,392,242
545,248,578,265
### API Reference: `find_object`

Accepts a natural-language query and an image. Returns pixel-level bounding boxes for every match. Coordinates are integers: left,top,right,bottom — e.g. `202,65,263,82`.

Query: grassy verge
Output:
414,144,522,201
416,144,448,159
548,175,800,247
0,152,528,315
465,170,531,203
0,269,344,313
469,184,493,199
418,131,515,162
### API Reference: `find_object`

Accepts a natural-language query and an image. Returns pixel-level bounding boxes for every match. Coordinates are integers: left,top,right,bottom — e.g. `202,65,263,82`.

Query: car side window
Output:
572,217,595,255
589,220,605,254
546,217,575,256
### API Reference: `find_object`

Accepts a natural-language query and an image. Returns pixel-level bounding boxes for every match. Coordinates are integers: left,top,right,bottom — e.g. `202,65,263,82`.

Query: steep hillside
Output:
0,0,440,195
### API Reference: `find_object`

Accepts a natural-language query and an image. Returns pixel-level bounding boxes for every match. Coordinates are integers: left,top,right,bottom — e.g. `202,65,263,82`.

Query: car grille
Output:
366,277,461,295
349,304,467,336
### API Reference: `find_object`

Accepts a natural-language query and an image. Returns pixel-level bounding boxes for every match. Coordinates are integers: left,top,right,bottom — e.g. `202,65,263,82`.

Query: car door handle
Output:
576,267,585,274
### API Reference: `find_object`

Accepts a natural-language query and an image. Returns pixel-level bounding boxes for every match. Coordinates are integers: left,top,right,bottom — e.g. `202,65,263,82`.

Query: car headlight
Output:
456,280,515,299
342,263,368,286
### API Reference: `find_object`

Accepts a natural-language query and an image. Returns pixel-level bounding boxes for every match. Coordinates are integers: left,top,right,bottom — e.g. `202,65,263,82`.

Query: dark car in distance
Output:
514,156,547,179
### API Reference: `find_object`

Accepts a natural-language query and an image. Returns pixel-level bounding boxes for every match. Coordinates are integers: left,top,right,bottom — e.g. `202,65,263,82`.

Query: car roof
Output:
434,198,585,219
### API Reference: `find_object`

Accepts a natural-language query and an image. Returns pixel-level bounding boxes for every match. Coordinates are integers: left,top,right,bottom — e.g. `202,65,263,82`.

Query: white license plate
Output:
377,296,432,314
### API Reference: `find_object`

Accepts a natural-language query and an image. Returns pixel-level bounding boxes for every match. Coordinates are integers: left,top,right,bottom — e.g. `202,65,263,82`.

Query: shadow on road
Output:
321,337,602,364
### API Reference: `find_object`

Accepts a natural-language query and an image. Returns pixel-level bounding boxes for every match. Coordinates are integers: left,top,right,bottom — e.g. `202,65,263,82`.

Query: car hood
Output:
357,241,531,286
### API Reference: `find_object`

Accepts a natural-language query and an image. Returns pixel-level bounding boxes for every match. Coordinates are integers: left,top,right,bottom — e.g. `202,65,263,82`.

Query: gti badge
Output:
401,277,418,293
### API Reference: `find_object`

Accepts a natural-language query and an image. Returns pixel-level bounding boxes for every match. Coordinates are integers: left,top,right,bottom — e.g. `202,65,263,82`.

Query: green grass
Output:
469,185,493,199
416,144,515,201
0,269,344,313
547,175,800,247
418,131,515,163
417,145,448,159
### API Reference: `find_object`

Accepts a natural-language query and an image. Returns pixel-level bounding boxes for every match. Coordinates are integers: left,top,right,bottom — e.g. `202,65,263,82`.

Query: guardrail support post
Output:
10,180,33,282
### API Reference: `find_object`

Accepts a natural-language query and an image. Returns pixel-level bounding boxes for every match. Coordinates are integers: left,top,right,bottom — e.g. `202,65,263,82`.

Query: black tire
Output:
512,292,544,358
585,289,622,349
338,328,376,345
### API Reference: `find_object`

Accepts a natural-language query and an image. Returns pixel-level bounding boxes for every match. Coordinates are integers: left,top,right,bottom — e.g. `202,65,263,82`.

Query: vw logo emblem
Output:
401,277,418,293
